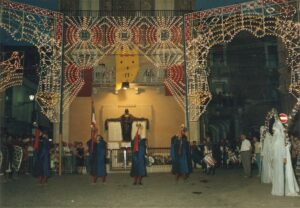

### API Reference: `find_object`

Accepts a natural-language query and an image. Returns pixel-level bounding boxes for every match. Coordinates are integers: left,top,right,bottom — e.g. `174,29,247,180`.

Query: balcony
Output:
60,10,192,17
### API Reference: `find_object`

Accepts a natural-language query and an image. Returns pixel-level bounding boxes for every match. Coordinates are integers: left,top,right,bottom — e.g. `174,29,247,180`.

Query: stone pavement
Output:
1,169,299,208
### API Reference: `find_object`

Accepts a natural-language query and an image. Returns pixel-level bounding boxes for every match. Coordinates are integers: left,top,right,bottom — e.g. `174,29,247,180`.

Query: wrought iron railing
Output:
109,147,171,171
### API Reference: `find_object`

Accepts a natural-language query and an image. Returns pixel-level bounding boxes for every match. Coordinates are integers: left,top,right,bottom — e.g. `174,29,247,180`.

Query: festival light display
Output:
0,51,23,92
0,0,63,121
65,16,183,68
64,15,184,109
185,0,300,122
1,0,299,125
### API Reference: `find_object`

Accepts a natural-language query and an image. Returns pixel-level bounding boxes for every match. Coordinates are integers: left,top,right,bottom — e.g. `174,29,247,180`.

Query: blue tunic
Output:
33,136,51,177
130,138,147,177
170,135,192,175
89,138,107,177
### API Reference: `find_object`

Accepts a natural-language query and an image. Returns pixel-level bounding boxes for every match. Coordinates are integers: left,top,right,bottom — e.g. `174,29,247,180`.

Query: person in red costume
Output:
130,123,147,185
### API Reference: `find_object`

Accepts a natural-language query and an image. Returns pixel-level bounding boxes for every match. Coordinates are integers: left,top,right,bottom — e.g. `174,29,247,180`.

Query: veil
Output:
260,125,272,183
271,118,286,196
272,119,285,142
271,117,299,196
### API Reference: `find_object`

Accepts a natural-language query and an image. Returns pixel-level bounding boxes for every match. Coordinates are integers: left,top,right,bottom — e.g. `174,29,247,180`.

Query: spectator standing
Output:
240,134,252,178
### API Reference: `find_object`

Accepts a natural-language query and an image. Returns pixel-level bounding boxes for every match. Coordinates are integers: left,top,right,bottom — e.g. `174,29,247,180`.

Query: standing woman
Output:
33,130,51,185
284,138,299,196
253,136,262,176
271,118,287,196
170,126,192,182
260,126,273,184
130,124,147,185
89,135,107,184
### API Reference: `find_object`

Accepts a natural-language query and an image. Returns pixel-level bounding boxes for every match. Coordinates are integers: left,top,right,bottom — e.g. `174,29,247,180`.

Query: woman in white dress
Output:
271,119,299,196
284,140,299,196
271,119,287,196
260,126,273,184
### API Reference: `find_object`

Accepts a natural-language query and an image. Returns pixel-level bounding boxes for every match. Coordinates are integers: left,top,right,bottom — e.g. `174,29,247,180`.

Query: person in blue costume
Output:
170,125,192,182
33,130,51,185
130,124,147,185
88,135,107,184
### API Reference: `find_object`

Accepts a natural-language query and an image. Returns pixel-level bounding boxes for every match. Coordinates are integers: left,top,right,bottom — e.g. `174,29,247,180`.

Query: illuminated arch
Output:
0,0,64,121
185,0,300,124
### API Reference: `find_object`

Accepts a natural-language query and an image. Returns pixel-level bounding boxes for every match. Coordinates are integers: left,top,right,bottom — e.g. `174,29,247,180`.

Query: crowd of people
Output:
0,133,89,179
1,118,300,196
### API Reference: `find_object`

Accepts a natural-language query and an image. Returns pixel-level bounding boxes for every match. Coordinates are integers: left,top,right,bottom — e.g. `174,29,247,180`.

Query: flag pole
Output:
182,14,190,140
58,14,65,176
91,98,94,153
91,98,93,138
283,162,286,196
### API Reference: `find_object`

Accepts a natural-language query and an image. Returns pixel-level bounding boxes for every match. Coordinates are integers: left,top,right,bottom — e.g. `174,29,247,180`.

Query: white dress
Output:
271,120,286,196
261,129,273,184
284,142,299,196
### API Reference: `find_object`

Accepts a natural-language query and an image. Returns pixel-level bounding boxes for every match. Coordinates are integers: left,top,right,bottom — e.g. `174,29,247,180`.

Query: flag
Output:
133,127,139,152
33,128,41,151
91,100,98,153
115,46,139,90
91,100,96,126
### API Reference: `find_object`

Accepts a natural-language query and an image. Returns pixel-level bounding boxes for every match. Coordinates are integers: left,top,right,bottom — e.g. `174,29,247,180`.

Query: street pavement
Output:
1,169,299,208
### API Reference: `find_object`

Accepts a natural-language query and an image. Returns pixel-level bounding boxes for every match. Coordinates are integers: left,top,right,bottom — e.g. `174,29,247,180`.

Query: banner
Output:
115,46,139,90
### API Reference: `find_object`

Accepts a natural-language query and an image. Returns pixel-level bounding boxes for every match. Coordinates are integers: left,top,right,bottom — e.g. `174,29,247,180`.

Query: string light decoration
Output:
185,0,300,122
164,64,185,110
0,51,24,92
65,16,183,68
288,98,300,126
140,16,183,68
0,0,64,122
65,16,104,68
63,64,85,111
64,15,184,110
1,1,185,119
5,0,298,124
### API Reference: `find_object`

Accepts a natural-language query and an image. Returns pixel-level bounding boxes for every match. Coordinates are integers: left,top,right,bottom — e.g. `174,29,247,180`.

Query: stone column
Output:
189,120,200,142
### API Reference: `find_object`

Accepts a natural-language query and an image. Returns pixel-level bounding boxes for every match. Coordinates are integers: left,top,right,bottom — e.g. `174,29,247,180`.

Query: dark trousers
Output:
241,150,251,177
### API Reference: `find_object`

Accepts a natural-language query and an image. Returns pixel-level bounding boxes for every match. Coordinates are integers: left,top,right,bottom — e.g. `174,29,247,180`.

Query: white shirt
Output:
27,145,34,156
241,139,251,152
